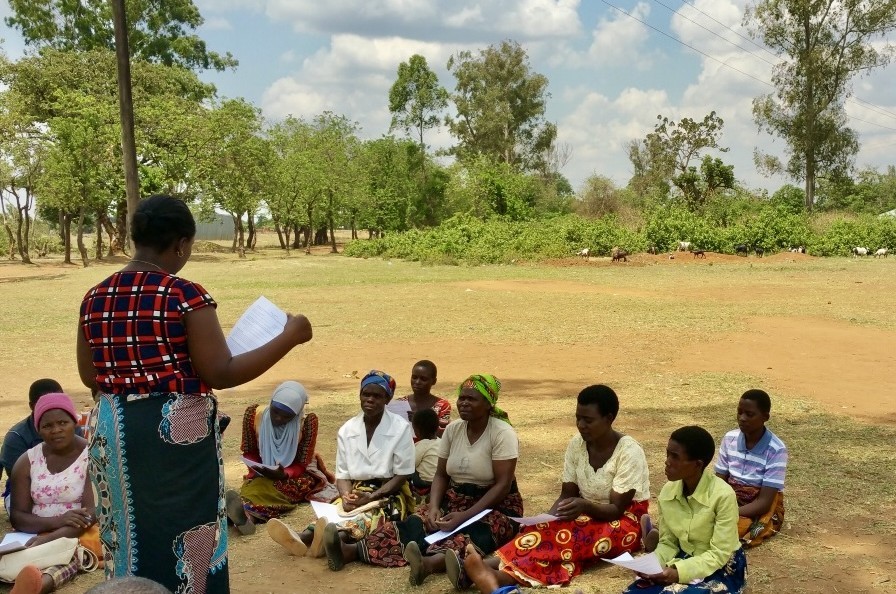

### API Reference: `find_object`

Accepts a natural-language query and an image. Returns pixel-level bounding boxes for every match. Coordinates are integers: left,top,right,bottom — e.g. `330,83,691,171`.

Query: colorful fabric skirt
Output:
497,499,648,586
728,480,785,547
240,453,334,521
623,547,747,594
89,392,229,594
358,481,523,568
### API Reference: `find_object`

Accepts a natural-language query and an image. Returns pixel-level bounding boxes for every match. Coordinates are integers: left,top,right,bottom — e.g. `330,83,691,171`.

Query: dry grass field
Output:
0,240,894,593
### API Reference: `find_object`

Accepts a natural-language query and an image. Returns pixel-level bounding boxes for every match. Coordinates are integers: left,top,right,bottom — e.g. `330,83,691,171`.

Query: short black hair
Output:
413,360,437,378
412,408,439,439
741,389,771,415
29,378,62,407
577,384,619,420
670,425,716,469
131,195,196,252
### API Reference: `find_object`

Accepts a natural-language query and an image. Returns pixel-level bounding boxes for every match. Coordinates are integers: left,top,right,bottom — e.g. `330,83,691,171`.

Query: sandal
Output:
268,519,308,556
306,517,328,558
324,523,344,571
404,541,427,586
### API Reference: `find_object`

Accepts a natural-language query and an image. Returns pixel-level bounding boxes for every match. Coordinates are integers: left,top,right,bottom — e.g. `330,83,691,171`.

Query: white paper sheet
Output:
509,513,559,526
603,551,664,574
225,296,287,356
424,508,492,544
309,500,360,524
386,400,413,423
0,532,36,554
240,456,280,471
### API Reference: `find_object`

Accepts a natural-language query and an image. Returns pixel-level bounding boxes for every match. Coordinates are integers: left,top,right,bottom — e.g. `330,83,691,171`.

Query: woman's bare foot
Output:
464,544,502,594
641,515,659,553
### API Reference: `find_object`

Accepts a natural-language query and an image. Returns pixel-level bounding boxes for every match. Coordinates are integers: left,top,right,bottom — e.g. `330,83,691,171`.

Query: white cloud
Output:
586,2,654,69
202,16,233,31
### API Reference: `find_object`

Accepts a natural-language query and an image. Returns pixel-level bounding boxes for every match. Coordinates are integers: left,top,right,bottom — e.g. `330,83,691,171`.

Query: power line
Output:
668,0,896,124
599,0,896,133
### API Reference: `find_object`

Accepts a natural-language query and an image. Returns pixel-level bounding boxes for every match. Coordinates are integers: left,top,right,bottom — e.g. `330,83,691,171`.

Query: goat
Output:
691,249,706,259
789,246,806,254
875,248,888,258
677,241,691,252
853,246,869,257
611,246,628,262
647,245,660,255
735,244,748,256
577,247,590,259
754,247,764,258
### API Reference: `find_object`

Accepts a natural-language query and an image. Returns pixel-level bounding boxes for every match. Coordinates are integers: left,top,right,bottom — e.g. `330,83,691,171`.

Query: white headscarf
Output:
258,381,308,467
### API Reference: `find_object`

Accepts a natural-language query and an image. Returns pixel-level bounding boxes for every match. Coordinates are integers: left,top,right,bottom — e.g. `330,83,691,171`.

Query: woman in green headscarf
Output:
322,374,523,590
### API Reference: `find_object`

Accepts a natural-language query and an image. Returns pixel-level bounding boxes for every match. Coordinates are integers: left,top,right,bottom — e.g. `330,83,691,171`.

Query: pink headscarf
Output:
33,393,79,429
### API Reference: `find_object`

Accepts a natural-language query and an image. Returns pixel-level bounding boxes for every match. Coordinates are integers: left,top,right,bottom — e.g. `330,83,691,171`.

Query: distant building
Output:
194,212,232,241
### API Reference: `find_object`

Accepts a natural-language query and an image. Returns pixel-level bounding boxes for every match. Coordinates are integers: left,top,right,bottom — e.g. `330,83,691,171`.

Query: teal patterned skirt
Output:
89,392,229,593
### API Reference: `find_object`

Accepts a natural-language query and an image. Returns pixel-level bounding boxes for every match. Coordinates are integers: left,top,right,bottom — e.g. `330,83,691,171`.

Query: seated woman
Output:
463,385,650,591
394,360,452,439
715,389,787,548
324,374,523,589
6,393,96,594
268,370,415,556
225,381,334,535
623,426,745,594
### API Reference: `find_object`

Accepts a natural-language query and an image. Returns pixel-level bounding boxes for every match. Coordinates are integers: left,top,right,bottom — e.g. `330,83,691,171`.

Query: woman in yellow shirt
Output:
623,425,746,594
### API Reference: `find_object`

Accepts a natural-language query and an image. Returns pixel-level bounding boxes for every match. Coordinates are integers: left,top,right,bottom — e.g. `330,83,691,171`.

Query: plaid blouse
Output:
80,271,216,395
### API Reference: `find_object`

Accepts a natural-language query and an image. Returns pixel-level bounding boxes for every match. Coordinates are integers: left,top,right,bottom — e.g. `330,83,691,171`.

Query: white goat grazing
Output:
577,248,590,259
677,241,691,252
875,248,888,258
853,247,869,257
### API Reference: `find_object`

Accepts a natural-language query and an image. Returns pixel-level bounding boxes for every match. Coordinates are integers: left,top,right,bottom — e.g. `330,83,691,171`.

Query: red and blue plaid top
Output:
80,271,217,395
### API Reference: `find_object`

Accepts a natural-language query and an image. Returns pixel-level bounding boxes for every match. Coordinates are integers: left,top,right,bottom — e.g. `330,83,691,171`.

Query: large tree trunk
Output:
14,192,32,264
246,214,255,250
274,220,286,249
328,212,338,253
62,213,72,264
230,214,239,252
76,206,90,267
291,224,302,249
1,214,15,260
101,213,117,257
95,212,104,261
115,199,128,255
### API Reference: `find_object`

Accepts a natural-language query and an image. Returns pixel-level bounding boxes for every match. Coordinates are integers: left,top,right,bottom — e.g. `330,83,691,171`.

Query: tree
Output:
6,0,236,71
358,136,416,237
447,40,556,172
672,156,736,209
389,55,448,153
628,111,728,206
311,113,362,253
445,155,538,221
745,0,896,210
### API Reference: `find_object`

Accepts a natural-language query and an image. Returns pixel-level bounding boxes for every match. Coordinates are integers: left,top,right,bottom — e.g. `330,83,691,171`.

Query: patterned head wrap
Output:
360,370,396,399
458,374,510,425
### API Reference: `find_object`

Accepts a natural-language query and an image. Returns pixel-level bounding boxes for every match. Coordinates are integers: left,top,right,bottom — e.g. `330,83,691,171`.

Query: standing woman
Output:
77,195,313,593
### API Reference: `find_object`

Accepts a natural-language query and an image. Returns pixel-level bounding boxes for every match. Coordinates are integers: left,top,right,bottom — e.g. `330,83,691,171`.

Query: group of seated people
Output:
0,362,787,594
217,359,787,594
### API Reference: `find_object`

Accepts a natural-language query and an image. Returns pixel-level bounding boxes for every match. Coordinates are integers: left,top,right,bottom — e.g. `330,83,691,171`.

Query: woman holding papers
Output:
225,381,334,535
622,426,745,594
324,373,523,589
77,195,313,594
461,384,651,591
6,393,95,593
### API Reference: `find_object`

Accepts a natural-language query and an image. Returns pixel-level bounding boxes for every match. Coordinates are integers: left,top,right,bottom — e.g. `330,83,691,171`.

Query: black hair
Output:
413,360,437,378
131,195,196,252
29,378,62,407
741,389,771,415
670,425,716,469
412,408,439,439
577,384,619,420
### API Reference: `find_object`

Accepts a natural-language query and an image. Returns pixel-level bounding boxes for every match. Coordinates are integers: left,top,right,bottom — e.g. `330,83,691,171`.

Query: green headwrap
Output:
458,374,511,425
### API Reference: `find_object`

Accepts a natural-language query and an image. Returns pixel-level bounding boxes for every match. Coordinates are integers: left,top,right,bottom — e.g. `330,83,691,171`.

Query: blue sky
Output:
2,0,896,194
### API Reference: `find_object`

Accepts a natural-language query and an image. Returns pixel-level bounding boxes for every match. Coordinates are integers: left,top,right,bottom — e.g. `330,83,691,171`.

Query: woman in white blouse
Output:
323,374,523,588
461,384,651,591
268,370,415,557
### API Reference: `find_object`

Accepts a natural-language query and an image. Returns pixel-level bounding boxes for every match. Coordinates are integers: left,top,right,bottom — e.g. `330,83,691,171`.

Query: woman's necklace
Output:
129,258,167,273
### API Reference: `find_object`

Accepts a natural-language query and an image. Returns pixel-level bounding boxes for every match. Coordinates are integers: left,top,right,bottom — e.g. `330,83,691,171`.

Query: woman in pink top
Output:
7,393,95,594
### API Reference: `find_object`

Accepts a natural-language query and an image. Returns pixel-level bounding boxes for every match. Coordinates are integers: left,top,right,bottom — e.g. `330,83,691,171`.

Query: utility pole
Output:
110,0,141,253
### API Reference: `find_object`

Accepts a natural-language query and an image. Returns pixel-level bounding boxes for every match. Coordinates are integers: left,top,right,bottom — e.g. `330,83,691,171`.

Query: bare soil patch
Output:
0,250,894,593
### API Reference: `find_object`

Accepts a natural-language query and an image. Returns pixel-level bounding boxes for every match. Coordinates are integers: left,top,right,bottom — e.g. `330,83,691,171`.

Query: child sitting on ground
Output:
394,360,451,440
410,408,440,500
714,388,788,547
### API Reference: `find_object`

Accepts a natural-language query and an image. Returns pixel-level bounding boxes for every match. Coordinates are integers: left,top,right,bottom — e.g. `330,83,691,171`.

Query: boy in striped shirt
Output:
715,389,788,547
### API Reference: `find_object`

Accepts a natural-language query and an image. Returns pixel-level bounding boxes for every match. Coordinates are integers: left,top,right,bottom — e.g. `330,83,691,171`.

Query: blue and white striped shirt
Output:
714,427,788,490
